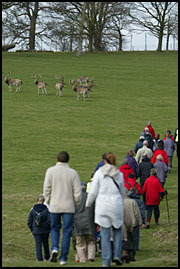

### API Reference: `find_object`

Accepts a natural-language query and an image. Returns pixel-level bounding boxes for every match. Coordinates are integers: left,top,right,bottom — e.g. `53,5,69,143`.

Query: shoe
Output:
146,222,150,229
49,250,58,262
88,259,95,262
60,261,67,265
113,257,123,265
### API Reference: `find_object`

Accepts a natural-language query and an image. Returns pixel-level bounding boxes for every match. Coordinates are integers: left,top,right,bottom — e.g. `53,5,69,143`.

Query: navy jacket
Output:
27,203,50,235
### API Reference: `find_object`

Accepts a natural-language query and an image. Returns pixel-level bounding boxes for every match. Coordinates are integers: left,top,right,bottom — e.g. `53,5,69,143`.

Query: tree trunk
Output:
27,2,39,50
77,2,86,56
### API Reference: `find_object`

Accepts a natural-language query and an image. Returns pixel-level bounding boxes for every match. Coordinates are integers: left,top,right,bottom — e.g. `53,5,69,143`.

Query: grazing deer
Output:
78,76,94,86
3,72,22,92
55,74,65,97
32,74,47,95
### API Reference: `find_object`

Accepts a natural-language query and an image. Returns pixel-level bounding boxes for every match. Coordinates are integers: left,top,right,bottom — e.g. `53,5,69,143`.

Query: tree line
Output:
2,2,178,53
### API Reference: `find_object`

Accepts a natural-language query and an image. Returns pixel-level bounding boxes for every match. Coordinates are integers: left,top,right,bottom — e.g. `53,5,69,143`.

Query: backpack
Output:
126,181,137,189
34,211,42,227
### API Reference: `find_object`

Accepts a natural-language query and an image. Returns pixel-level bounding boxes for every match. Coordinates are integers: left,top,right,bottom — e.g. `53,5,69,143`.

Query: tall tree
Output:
130,2,177,51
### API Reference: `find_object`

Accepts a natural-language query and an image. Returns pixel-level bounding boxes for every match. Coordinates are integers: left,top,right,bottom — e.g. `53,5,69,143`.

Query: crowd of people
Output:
27,122,178,267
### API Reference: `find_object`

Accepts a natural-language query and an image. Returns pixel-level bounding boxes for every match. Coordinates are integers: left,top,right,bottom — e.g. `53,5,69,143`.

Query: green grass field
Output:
2,51,178,267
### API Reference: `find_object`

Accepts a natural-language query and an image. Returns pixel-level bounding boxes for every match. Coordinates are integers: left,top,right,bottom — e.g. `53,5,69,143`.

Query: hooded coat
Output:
119,164,135,183
27,203,50,235
86,163,125,229
142,175,165,205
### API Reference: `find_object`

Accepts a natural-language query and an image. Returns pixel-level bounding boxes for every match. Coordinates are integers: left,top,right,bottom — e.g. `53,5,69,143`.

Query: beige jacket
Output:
135,145,153,164
123,196,142,231
43,162,81,213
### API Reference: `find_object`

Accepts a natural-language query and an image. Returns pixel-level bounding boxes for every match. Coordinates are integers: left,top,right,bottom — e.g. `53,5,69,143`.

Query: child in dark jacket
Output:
27,194,50,261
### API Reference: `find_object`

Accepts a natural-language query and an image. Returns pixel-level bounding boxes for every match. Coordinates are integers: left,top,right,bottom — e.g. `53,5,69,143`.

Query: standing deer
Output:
3,72,22,92
78,76,94,86
32,74,47,95
55,74,65,97
71,81,95,101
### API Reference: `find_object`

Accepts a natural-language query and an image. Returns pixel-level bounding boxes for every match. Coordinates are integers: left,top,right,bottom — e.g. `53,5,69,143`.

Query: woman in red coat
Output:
119,158,135,184
151,141,168,166
142,168,166,228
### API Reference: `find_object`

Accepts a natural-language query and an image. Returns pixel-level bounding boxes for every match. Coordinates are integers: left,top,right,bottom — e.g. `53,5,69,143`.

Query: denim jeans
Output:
100,226,122,266
33,233,50,261
50,213,74,262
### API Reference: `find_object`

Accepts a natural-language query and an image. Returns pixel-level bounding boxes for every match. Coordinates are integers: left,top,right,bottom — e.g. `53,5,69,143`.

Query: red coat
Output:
142,175,165,205
144,125,155,139
151,149,168,166
119,164,135,183
124,178,142,195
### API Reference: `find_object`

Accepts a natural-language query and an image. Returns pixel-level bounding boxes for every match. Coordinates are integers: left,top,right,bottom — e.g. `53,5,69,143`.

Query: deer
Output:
71,81,95,101
78,76,94,86
55,74,65,97
3,72,22,92
32,74,47,95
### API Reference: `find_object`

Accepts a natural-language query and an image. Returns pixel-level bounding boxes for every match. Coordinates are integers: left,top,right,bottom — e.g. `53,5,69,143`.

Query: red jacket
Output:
151,149,168,166
124,178,142,195
144,125,155,139
119,164,135,183
142,175,165,205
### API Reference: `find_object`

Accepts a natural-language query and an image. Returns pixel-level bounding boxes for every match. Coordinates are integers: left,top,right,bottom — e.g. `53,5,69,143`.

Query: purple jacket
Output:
125,155,139,178
164,137,175,157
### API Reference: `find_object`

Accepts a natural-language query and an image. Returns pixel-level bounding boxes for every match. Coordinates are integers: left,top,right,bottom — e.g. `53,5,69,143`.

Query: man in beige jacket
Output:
135,140,153,164
43,151,81,265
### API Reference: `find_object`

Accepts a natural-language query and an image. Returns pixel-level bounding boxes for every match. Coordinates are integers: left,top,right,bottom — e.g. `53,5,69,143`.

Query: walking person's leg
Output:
112,226,123,265
154,205,160,225
33,234,43,261
100,226,112,267
76,235,87,262
60,213,74,264
42,233,50,261
146,205,153,228
49,213,61,262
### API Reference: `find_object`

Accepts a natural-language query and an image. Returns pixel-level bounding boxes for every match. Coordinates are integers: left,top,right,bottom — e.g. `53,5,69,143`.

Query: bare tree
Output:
130,2,177,51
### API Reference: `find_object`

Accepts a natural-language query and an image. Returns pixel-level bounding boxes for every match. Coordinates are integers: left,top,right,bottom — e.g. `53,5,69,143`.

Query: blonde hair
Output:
37,194,45,204
104,152,117,166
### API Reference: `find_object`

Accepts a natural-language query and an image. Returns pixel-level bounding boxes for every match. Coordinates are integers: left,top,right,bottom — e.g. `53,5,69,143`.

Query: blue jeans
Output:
33,234,50,261
100,226,122,266
147,205,160,221
50,213,74,262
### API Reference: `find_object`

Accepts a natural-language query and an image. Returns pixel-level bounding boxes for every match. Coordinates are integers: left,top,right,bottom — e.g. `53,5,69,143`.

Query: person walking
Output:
123,188,142,261
151,141,168,166
153,154,168,186
135,140,153,165
43,151,82,265
119,158,135,184
173,128,178,157
124,149,139,178
27,194,50,262
142,168,166,228
86,152,125,267
144,121,156,139
163,130,175,172
74,181,96,263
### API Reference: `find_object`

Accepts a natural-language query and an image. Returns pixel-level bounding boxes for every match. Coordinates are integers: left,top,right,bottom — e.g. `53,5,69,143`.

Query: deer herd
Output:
2,72,95,101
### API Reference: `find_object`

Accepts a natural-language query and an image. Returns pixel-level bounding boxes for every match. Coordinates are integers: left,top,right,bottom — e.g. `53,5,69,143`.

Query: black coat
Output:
138,158,154,187
27,203,50,235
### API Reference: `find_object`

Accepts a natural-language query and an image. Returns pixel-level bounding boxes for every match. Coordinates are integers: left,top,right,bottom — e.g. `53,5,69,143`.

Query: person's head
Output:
145,127,150,133
128,149,134,156
156,154,163,161
143,140,148,147
147,121,151,126
157,140,164,149
57,151,70,163
156,133,160,139
37,194,45,204
104,152,116,166
102,153,107,160
142,154,148,160
166,130,171,137
150,168,157,176
80,181,87,191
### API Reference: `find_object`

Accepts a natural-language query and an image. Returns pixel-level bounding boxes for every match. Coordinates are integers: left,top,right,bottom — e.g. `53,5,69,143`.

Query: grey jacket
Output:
153,160,168,183
164,137,175,157
74,188,96,236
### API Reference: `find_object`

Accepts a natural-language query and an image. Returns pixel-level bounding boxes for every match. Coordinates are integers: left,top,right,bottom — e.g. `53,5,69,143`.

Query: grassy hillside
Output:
2,51,178,267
